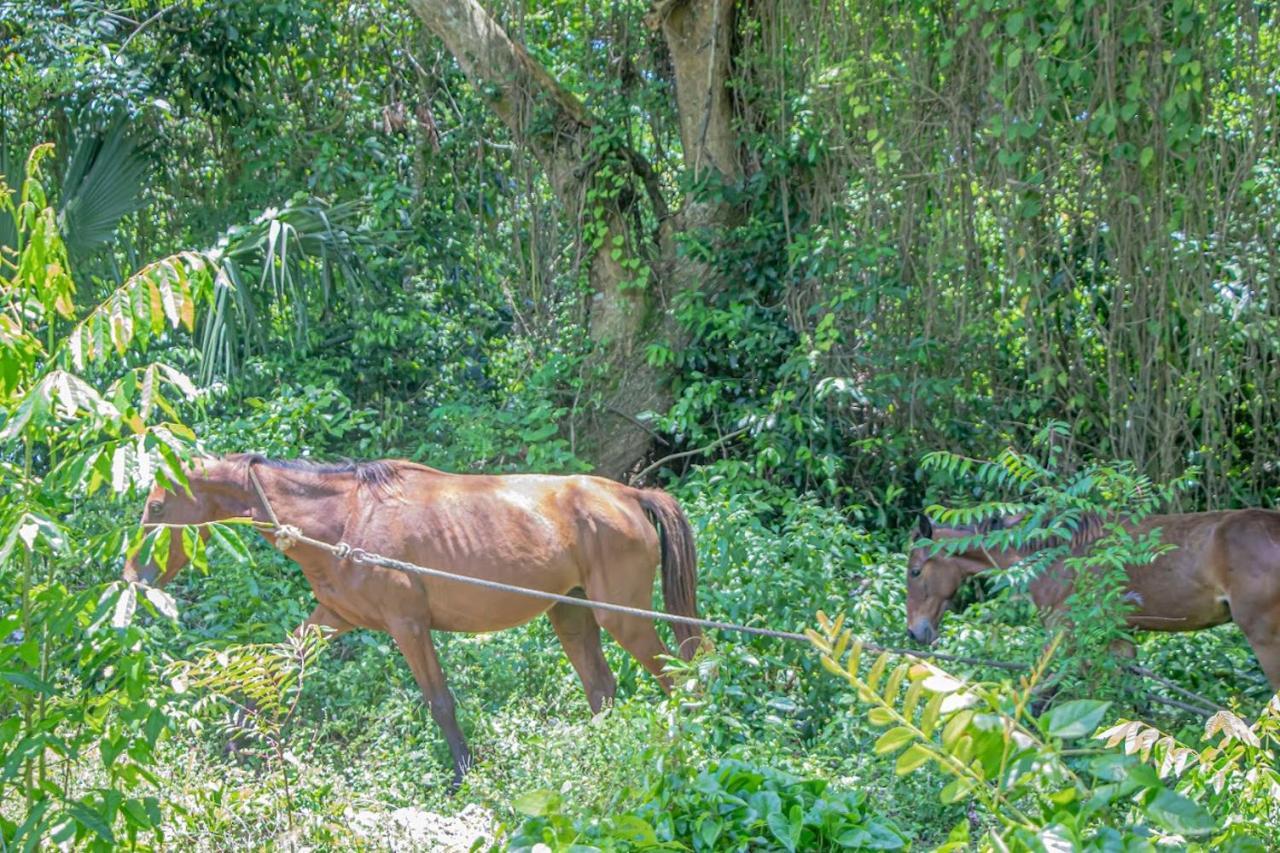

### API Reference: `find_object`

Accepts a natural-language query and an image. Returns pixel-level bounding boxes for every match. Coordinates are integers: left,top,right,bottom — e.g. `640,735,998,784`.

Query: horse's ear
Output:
916,513,933,539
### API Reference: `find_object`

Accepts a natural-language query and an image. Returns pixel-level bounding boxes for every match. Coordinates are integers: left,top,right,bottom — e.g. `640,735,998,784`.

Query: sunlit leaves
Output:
808,609,1238,846
0,147,211,847
142,586,179,621
1094,701,1280,834
166,627,329,758
0,511,67,564
111,583,138,628
65,252,210,369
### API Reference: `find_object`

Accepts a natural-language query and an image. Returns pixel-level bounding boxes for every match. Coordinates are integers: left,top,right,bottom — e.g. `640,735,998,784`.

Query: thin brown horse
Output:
123,454,702,786
906,511,1280,689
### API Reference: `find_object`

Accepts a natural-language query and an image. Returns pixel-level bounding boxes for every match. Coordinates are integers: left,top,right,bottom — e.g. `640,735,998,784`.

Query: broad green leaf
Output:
766,808,798,853
920,692,944,737
866,652,890,692
1045,700,1111,739
942,709,974,747
512,788,558,817
1143,787,1215,836
66,800,115,844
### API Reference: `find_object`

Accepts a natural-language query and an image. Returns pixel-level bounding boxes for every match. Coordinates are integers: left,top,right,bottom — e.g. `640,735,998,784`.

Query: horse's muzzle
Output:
122,558,158,586
907,619,937,645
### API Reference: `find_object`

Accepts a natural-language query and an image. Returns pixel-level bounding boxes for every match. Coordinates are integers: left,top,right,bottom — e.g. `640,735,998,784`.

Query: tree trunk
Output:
406,0,742,479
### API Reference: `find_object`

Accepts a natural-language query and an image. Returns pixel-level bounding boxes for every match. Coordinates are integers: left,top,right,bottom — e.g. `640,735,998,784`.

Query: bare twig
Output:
119,4,181,51
603,405,671,446
629,426,749,485
1124,665,1224,714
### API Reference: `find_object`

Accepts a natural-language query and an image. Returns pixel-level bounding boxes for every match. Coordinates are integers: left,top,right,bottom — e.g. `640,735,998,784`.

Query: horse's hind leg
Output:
1240,629,1280,690
582,579,674,692
1252,641,1280,691
548,597,617,713
1232,598,1280,690
390,621,472,788
594,608,674,692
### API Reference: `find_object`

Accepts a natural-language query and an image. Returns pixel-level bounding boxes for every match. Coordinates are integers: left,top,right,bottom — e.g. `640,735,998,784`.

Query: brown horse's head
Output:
123,458,252,586
905,514,1002,644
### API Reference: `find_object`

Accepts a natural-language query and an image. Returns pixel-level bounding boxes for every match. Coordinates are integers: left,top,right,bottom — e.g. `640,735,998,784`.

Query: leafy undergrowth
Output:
502,758,908,852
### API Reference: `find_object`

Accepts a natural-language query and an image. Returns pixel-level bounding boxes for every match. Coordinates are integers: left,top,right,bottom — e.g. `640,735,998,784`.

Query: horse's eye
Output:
148,501,164,516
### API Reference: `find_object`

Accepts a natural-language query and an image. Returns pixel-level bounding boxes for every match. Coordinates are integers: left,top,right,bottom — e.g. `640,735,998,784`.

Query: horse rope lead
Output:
241,467,1225,714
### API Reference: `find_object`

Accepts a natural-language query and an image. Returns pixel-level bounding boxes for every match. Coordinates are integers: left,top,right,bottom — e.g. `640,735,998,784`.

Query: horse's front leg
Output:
389,620,472,789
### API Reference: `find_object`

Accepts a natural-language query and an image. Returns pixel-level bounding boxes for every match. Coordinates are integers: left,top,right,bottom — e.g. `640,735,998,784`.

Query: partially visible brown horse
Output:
124,454,701,786
906,512,1280,689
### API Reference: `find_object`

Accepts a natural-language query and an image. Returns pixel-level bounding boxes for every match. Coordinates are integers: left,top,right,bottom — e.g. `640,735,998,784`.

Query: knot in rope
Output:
273,524,303,553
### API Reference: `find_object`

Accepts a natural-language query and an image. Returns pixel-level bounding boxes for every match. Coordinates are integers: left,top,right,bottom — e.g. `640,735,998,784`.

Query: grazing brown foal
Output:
906,512,1280,689
124,454,701,786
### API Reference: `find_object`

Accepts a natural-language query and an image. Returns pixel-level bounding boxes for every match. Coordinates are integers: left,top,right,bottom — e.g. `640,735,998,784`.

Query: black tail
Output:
636,489,701,660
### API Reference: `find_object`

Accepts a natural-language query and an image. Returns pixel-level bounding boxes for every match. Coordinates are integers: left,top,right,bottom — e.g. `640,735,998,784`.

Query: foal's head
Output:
904,514,1008,644
122,457,252,586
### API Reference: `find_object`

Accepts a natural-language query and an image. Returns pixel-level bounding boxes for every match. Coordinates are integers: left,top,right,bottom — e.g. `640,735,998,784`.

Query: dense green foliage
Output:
3,0,1280,849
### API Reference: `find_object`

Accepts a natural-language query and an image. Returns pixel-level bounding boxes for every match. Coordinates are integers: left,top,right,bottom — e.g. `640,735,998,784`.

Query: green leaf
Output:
1143,787,1215,836
920,692,944,737
766,804,803,853
59,117,147,258
612,815,657,845
209,523,251,563
1044,700,1110,739
875,727,915,755
939,777,974,804
519,421,557,443
696,817,721,849
867,707,895,726
144,586,179,620
111,584,138,629
0,670,56,695
895,744,932,775
512,788,559,817
66,800,115,844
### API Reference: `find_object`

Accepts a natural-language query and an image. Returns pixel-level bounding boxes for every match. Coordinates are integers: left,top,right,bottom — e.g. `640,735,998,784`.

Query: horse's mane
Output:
961,512,1107,554
231,453,403,491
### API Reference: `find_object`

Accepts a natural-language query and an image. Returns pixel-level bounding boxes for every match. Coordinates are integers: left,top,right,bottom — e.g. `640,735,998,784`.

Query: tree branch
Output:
629,426,748,485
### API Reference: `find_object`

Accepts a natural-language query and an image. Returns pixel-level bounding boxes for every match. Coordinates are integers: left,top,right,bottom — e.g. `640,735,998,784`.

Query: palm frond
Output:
199,200,372,382
57,117,148,258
